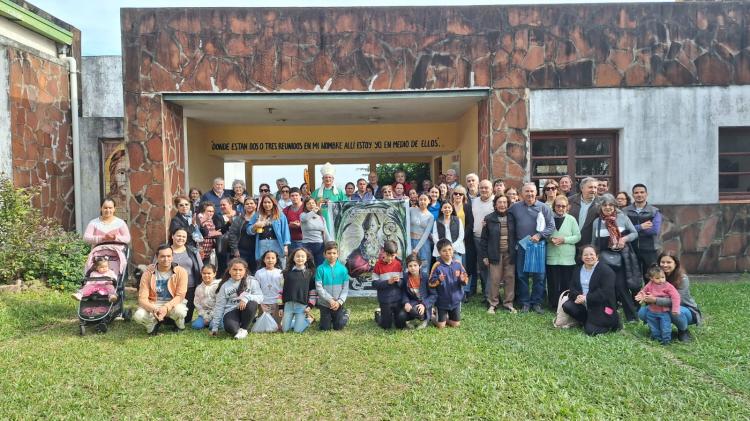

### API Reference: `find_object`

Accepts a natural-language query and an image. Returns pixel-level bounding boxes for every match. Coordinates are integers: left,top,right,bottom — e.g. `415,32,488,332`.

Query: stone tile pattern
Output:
122,3,750,263
660,204,750,274
8,48,74,229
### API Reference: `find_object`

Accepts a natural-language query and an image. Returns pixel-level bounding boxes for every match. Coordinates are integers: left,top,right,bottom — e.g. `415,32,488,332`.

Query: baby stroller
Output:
77,241,131,335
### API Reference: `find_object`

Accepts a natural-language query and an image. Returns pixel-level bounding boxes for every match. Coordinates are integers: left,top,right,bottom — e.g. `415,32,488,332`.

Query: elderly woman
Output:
591,194,641,322
636,251,702,342
542,180,560,207
615,191,631,209
480,194,516,313
228,196,258,274
84,198,131,245
562,245,621,335
247,194,291,268
545,195,581,309
230,180,248,213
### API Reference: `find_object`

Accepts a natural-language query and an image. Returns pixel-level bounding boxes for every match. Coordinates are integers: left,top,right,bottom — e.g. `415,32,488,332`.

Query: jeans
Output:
411,238,432,278
258,239,286,268
303,242,325,267
638,305,693,331
515,246,545,306
191,315,206,329
645,308,673,343
289,240,304,252
281,301,310,333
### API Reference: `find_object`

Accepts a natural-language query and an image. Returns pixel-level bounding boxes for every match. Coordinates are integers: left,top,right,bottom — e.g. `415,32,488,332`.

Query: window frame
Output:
529,130,619,193
719,127,750,201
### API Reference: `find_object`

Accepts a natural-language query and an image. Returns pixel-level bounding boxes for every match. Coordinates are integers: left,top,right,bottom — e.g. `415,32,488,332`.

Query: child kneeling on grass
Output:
429,238,469,329
192,264,220,329
398,254,436,329
636,265,681,345
372,240,404,329
315,241,349,331
281,247,317,333
210,258,263,340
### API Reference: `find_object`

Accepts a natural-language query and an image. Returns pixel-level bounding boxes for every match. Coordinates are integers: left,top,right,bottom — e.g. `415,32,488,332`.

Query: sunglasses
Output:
545,186,557,191
259,189,270,193
453,192,464,196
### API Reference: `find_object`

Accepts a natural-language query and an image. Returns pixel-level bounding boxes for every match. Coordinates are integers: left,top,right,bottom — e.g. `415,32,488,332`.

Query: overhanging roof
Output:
163,89,489,126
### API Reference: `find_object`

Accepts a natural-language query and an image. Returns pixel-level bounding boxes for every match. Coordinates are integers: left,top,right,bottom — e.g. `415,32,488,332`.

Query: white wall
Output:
0,16,56,57
0,46,10,178
530,86,750,205
82,56,123,118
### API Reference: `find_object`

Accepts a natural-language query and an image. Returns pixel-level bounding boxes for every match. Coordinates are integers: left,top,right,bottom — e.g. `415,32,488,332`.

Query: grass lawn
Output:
1,280,749,419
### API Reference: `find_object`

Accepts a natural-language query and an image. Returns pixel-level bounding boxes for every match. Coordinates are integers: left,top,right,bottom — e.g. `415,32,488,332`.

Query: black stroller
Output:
77,241,131,335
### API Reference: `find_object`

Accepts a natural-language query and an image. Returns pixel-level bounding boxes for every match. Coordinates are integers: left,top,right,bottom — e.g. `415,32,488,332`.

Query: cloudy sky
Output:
32,0,671,55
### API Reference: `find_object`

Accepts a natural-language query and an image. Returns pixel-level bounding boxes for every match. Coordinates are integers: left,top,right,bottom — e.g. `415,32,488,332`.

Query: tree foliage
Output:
376,163,431,187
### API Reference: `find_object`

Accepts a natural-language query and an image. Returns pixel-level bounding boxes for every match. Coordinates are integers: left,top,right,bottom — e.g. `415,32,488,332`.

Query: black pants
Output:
562,300,615,336
614,268,638,321
397,306,427,325
636,249,658,276
185,286,196,323
222,302,258,335
546,265,575,310
319,305,348,331
378,302,404,329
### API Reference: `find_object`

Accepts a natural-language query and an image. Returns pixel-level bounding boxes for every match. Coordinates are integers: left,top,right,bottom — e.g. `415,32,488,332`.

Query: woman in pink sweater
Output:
83,198,131,245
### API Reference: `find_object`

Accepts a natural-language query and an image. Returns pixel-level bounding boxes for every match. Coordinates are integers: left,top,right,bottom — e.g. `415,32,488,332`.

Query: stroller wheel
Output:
79,325,86,336
96,323,108,334
122,308,132,322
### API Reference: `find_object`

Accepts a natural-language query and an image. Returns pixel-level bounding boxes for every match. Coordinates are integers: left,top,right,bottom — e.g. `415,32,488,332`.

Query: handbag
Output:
599,250,622,269
553,290,579,329
596,219,622,269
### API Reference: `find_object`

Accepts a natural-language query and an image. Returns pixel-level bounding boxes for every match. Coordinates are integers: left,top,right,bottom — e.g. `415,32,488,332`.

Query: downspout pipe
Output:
58,47,81,233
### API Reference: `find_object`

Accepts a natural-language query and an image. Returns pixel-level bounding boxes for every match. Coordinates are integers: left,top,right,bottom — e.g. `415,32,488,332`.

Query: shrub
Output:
0,176,89,290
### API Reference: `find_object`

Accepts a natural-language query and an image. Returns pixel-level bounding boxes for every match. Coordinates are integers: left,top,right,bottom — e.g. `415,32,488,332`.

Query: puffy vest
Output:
624,203,660,252
436,216,461,243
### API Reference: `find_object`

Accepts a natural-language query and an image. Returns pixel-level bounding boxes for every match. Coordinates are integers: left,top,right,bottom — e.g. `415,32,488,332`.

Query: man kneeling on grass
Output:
134,244,188,335
429,238,469,328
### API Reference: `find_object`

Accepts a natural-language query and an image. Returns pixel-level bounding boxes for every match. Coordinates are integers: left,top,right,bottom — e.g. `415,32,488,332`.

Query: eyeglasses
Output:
281,189,290,193
259,189,270,193
554,204,567,208
545,186,557,191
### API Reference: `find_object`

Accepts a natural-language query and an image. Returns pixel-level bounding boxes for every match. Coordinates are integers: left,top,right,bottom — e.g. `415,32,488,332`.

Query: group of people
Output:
74,163,701,343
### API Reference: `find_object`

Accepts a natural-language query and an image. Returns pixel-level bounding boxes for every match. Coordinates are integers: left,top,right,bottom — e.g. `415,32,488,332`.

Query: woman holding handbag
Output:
590,194,641,322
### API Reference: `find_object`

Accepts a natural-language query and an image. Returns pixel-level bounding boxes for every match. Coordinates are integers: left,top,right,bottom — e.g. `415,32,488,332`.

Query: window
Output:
530,131,618,192
719,127,750,200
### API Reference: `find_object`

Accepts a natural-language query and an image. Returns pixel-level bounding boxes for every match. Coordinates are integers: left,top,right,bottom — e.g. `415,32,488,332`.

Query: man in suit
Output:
567,177,600,255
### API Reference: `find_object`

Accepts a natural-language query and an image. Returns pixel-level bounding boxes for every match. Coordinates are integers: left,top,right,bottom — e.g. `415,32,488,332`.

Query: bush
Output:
0,176,89,290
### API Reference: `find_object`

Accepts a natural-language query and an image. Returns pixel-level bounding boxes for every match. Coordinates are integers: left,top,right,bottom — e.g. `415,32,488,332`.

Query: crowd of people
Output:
75,162,701,343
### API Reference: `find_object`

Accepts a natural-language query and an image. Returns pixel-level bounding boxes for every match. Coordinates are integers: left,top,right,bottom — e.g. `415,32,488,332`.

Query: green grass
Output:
1,281,749,419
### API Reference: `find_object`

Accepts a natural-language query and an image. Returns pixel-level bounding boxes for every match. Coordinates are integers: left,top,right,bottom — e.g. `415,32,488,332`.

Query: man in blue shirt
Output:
507,182,555,314
200,177,232,215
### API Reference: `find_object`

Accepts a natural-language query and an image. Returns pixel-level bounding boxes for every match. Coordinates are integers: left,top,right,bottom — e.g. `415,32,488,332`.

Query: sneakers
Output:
532,304,544,315
487,306,496,314
234,328,248,339
677,329,693,342
520,304,530,313
374,308,381,324
503,305,517,314
71,292,82,301
174,317,186,330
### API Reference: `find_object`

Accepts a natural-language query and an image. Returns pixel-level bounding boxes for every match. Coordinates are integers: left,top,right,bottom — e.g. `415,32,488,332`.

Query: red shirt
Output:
392,182,412,192
282,205,305,241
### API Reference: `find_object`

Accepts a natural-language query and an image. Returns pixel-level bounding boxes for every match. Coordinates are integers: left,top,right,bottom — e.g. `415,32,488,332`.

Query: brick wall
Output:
8,48,74,229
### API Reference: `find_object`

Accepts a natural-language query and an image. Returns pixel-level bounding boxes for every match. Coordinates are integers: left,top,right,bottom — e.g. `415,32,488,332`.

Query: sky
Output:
32,0,672,56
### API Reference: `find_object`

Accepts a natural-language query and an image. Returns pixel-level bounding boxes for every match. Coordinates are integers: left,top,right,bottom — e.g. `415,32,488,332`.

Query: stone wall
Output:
7,47,74,229
121,3,750,262
660,204,750,274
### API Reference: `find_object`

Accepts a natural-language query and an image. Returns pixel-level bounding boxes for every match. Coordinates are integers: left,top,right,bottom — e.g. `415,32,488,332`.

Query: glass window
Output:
530,131,618,193
719,128,750,200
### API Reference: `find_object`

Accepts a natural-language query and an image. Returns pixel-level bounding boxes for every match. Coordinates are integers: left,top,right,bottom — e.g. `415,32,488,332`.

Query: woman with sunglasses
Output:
169,195,204,249
451,186,475,299
542,180,560,207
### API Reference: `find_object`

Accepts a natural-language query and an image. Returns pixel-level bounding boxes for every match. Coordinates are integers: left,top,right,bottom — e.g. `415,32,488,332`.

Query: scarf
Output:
601,211,621,249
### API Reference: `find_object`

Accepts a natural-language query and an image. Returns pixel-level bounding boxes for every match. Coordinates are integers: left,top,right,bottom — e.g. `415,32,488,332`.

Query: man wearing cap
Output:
312,162,347,223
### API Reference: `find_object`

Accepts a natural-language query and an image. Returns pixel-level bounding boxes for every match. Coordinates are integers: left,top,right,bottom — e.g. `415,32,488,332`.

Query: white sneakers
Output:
174,317,185,330
234,328,248,339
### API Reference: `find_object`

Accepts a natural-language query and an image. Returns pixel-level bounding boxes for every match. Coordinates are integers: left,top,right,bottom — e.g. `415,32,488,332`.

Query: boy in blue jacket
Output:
315,241,350,331
372,240,403,329
429,238,469,329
